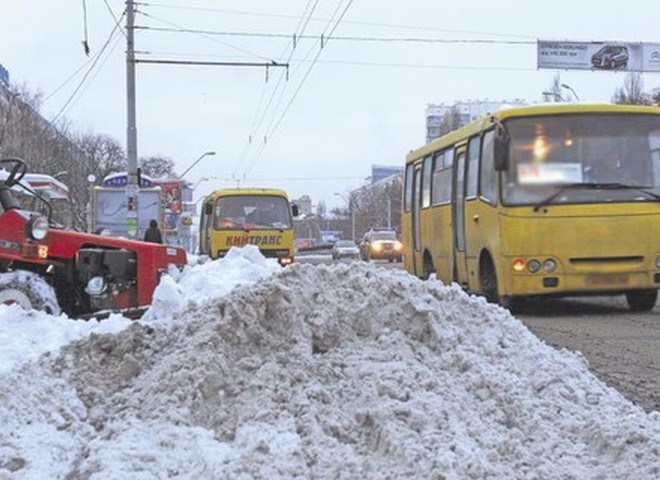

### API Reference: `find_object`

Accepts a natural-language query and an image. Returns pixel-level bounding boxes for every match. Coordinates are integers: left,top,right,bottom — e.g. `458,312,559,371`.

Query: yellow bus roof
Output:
202,187,291,202
406,103,660,164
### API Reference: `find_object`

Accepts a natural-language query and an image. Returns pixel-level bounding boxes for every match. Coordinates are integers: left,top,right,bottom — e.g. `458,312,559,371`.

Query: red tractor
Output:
0,158,187,317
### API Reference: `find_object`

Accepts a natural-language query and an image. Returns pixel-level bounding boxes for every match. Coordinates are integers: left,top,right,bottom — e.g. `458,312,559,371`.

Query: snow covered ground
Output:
1,246,659,479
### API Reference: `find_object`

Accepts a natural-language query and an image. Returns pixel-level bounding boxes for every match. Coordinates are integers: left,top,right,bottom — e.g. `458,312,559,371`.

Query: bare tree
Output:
612,73,651,105
543,73,564,102
439,106,463,136
139,155,177,179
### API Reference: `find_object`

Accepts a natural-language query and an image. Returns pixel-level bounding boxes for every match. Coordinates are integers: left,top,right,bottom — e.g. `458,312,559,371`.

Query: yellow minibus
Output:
402,104,660,311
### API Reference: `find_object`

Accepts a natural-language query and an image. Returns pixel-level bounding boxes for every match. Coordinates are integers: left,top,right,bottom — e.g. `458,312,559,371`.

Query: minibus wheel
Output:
479,254,500,304
422,252,435,280
625,290,658,312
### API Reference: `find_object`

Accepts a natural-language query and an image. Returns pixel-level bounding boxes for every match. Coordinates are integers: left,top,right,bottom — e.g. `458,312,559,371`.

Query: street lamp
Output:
561,83,580,102
179,151,216,179
334,192,355,241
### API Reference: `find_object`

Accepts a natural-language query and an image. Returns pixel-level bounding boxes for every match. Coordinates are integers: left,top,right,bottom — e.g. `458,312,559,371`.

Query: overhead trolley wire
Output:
135,10,277,63
49,9,126,127
135,27,536,45
242,0,355,179
232,0,321,177
137,2,535,40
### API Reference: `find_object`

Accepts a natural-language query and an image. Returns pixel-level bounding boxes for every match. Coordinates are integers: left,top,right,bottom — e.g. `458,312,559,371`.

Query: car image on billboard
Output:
591,45,629,70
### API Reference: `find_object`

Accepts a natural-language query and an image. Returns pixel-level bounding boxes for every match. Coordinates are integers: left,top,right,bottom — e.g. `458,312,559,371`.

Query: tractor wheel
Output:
0,271,61,315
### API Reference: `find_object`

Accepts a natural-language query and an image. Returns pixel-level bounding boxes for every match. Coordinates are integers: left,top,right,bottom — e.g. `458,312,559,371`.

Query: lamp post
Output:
561,83,580,102
334,192,355,241
179,151,216,180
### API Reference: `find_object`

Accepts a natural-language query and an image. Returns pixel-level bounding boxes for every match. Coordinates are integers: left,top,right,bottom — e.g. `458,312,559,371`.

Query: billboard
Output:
94,188,162,237
537,41,660,72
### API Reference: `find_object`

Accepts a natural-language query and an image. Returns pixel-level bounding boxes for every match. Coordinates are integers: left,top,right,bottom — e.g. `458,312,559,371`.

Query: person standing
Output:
144,219,163,244
176,212,193,252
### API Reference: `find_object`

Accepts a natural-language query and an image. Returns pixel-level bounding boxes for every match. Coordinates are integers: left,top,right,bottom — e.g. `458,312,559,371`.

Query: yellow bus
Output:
199,187,299,265
402,103,660,311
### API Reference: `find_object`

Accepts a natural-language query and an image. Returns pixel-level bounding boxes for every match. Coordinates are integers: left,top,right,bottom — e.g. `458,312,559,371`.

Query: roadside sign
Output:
537,40,660,72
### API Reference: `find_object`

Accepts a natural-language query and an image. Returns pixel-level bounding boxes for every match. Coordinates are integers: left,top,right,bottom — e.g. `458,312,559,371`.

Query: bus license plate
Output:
585,274,629,286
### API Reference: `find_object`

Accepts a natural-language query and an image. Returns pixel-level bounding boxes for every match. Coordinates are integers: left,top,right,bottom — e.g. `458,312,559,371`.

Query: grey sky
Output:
3,0,659,209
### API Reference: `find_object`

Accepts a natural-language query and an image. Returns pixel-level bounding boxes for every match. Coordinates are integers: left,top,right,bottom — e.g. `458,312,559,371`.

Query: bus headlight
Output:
527,259,541,273
543,259,557,273
27,215,49,240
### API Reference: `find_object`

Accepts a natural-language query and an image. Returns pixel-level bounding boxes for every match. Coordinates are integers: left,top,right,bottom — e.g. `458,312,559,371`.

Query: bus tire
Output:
422,251,435,280
479,254,500,304
0,271,61,315
625,290,658,312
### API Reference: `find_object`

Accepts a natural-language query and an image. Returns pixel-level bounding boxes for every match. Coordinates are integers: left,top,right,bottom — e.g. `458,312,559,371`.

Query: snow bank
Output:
1,247,659,478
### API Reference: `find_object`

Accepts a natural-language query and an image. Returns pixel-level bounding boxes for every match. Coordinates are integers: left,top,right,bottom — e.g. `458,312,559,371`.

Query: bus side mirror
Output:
204,203,213,215
291,203,299,217
493,132,510,171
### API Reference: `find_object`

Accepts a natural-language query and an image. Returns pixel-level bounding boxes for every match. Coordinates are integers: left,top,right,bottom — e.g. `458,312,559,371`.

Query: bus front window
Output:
501,114,660,206
214,195,292,230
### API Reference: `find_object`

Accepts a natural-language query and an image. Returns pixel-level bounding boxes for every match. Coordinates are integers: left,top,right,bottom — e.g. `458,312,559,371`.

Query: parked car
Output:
591,45,629,70
331,240,361,260
359,230,403,262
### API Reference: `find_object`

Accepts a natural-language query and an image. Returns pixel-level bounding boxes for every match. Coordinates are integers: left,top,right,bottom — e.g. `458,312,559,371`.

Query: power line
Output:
136,10,277,63
232,0,321,177
243,0,355,178
134,50,536,71
137,2,535,40
134,27,535,45
102,0,128,39
49,13,126,126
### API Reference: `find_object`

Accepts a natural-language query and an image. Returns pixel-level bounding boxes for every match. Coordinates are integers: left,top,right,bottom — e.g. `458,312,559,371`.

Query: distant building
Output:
370,165,403,184
292,194,313,216
425,99,527,143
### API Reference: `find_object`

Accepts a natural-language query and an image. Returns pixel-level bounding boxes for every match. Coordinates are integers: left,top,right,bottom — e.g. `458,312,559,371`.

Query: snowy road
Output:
516,296,660,413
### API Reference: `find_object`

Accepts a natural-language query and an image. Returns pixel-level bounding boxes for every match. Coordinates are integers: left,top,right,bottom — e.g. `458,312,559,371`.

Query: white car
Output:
331,240,360,260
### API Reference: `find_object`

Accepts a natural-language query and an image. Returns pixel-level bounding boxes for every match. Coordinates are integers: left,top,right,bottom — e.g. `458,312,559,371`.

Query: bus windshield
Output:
213,194,292,230
501,114,660,206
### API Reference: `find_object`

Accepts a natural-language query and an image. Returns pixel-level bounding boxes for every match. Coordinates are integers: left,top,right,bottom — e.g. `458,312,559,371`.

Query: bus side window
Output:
466,135,480,198
421,155,433,208
480,130,496,205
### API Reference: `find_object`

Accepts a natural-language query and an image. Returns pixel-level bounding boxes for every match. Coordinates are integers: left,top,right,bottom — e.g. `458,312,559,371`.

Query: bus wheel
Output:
0,271,61,316
422,252,435,280
625,290,658,312
479,255,500,304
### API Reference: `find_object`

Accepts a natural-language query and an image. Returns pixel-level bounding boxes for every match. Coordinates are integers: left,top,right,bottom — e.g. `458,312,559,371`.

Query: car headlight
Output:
85,276,107,295
27,215,49,240
394,242,403,251
372,243,382,252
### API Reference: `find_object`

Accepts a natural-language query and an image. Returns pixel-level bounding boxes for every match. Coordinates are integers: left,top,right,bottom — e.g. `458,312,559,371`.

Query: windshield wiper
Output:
533,182,660,211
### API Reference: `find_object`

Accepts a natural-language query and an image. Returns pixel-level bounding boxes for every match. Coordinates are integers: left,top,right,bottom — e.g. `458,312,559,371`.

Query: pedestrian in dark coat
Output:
144,219,163,244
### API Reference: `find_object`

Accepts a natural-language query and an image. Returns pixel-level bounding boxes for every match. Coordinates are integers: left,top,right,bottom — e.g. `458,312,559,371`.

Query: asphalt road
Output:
296,253,660,413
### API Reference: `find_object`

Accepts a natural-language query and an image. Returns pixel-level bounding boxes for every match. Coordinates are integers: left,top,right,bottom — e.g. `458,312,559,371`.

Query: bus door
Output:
199,201,212,255
453,148,469,286
412,165,423,275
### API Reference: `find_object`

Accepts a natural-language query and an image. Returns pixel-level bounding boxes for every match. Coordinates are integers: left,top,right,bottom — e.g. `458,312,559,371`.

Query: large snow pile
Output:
1,246,659,479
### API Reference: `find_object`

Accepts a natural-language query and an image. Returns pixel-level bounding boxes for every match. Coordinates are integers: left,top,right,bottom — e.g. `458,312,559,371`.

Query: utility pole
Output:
122,1,288,239
125,0,139,238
